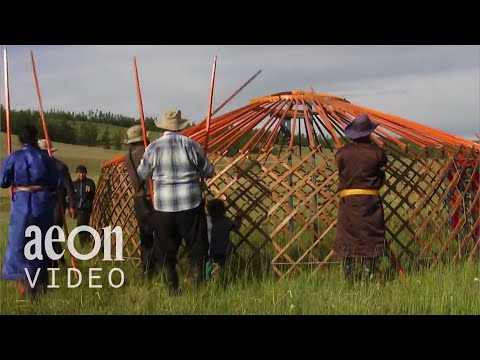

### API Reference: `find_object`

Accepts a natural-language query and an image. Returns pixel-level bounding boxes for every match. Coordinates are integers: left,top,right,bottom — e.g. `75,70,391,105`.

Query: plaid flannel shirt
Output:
137,131,214,212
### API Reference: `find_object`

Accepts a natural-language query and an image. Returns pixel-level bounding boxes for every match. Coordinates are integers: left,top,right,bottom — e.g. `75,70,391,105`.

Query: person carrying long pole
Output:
30,50,78,273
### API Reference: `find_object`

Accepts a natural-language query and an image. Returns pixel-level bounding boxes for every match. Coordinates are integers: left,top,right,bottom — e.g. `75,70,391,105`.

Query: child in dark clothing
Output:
205,199,242,279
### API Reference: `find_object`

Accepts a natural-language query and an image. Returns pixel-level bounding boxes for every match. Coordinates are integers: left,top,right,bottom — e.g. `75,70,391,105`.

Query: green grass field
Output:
1,132,480,314
1,232,479,315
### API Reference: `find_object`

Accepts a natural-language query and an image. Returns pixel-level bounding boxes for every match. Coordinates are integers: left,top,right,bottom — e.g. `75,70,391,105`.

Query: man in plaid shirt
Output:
137,109,214,295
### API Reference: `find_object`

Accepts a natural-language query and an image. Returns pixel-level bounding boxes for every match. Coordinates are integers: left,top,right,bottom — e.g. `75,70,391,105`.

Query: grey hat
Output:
125,125,149,144
38,139,58,152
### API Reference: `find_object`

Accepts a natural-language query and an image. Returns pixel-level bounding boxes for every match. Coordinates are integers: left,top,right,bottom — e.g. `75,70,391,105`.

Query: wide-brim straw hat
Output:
125,125,149,144
154,109,189,131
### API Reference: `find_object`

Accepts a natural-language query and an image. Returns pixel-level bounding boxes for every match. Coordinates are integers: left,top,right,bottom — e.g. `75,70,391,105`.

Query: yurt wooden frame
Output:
91,91,480,277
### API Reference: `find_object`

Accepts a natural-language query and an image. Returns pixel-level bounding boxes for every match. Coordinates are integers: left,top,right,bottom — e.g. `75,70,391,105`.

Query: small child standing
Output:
205,199,242,280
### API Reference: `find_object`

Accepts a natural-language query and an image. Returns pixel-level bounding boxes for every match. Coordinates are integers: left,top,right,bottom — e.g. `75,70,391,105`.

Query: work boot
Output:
189,259,205,289
343,257,355,281
360,258,375,282
23,271,48,302
162,263,180,296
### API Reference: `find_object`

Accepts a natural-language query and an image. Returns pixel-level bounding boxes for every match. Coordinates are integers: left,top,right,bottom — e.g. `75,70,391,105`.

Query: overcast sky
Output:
2,45,479,138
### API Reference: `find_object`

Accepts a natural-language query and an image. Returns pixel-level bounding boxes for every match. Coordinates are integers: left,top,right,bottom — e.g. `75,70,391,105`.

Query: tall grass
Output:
1,259,479,315
1,208,479,315
1,134,479,315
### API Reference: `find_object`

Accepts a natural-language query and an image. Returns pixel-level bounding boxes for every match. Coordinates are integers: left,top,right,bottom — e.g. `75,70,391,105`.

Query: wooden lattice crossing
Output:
91,91,480,277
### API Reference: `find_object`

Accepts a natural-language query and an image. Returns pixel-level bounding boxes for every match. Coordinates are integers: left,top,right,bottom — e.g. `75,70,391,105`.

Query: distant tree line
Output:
0,105,192,150
0,105,335,153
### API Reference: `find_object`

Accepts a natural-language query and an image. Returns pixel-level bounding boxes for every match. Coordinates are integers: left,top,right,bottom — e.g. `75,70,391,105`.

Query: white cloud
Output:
2,45,479,137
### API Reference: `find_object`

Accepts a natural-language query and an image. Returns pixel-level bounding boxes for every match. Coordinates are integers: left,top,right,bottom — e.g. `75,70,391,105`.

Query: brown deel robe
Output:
334,140,388,258
125,143,151,198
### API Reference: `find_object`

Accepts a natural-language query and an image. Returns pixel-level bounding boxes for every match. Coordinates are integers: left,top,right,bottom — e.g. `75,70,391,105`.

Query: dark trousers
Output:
133,196,156,273
153,202,209,289
77,210,92,244
51,202,67,268
211,255,227,266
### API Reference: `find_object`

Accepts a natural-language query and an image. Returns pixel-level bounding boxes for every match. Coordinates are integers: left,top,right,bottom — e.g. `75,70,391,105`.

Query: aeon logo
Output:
23,225,125,289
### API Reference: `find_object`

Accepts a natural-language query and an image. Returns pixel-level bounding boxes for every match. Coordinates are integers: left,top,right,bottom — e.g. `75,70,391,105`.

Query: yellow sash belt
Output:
339,189,380,198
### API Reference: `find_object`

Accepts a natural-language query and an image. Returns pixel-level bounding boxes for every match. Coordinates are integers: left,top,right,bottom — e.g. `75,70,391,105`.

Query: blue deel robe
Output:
1,144,61,281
